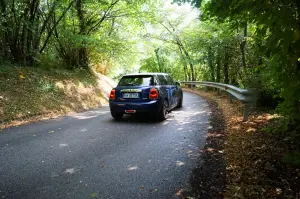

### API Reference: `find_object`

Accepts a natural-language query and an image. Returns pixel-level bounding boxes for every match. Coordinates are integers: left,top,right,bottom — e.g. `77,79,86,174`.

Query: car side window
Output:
153,76,159,85
165,75,174,85
158,75,168,85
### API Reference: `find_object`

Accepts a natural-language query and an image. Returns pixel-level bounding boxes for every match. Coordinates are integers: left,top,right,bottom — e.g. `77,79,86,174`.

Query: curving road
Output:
0,91,210,199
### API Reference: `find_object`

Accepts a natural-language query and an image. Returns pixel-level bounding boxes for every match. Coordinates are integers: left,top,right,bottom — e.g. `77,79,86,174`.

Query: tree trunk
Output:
183,65,188,81
155,48,163,72
182,47,195,81
178,45,188,81
76,0,89,69
216,50,221,82
224,46,229,84
240,22,247,69
161,22,195,80
208,47,215,81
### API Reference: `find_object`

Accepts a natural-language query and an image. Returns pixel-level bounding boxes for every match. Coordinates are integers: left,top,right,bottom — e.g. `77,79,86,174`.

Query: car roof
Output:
123,73,169,77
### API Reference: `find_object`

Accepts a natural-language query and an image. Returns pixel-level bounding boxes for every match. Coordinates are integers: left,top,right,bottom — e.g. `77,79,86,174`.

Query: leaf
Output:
100,161,105,168
89,192,97,198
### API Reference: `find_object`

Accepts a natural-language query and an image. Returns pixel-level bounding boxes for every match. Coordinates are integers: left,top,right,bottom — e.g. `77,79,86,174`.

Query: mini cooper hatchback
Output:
109,73,183,121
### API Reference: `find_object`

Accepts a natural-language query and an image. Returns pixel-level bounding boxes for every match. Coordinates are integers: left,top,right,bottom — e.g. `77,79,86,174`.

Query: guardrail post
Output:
228,94,233,103
243,104,251,121
217,89,220,95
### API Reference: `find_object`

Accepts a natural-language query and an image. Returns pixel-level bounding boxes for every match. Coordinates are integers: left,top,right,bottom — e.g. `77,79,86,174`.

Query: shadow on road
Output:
109,114,161,124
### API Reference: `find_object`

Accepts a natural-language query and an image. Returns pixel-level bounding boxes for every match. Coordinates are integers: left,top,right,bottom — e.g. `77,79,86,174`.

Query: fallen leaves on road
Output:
89,192,97,198
185,88,300,199
100,161,105,168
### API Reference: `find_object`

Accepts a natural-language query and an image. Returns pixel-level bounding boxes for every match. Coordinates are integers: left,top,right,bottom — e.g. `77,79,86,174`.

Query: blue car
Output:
109,73,183,121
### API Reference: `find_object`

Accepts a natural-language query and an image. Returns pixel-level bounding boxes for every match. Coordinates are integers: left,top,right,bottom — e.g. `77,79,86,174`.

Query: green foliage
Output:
202,0,300,122
2,0,298,128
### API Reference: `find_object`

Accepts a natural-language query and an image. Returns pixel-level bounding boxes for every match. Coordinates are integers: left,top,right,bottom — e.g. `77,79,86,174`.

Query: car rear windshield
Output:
118,75,154,86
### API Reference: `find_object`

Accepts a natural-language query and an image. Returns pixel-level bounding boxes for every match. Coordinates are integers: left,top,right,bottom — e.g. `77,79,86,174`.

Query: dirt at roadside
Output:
184,88,300,199
0,66,116,130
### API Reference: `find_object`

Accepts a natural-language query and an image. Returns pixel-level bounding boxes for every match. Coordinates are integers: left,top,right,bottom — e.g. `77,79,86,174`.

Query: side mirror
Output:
175,82,181,86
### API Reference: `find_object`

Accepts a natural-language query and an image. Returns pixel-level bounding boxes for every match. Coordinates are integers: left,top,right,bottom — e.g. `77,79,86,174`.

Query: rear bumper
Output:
109,100,162,114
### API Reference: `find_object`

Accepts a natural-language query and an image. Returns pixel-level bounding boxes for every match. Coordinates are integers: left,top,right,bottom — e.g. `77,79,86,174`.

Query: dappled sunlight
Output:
202,148,216,152
171,109,209,125
231,125,241,130
246,127,256,132
176,161,185,167
71,109,110,120
59,143,68,147
161,120,169,125
206,132,225,138
127,165,138,171
63,167,82,175
175,188,188,198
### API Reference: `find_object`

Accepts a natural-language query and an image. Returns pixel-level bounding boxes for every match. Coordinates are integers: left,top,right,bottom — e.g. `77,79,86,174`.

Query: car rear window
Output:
118,75,154,86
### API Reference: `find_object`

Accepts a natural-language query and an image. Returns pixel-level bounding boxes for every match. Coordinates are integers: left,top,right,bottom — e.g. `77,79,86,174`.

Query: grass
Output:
0,64,111,129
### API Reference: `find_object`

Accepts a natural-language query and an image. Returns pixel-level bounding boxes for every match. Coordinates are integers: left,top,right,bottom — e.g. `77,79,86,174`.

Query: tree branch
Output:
39,1,74,53
87,0,120,35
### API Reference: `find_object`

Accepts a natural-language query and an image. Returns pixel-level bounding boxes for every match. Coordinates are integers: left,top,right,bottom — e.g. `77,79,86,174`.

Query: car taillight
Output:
149,88,158,100
109,89,115,100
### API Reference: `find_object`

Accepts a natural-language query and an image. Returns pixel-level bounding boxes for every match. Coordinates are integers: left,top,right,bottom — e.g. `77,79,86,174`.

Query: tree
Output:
203,0,300,121
0,0,73,65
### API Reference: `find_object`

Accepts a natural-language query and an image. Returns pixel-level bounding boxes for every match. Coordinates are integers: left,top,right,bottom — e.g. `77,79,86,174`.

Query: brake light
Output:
149,88,158,100
109,89,115,100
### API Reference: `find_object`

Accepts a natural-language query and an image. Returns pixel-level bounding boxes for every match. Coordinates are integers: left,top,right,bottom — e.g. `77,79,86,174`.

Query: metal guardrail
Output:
180,81,257,121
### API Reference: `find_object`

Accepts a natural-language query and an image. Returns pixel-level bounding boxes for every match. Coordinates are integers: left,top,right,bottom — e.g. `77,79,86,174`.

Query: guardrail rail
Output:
180,81,257,121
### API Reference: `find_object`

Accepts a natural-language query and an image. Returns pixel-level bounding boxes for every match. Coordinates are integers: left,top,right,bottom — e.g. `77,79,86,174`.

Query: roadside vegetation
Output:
1,0,300,197
0,64,115,129
187,88,300,198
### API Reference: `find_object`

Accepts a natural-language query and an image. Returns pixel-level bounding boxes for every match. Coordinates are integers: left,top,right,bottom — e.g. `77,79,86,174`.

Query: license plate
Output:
123,93,139,98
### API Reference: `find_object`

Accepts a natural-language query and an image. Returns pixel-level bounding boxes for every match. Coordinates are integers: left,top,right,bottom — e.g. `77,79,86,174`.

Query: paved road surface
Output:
0,91,210,199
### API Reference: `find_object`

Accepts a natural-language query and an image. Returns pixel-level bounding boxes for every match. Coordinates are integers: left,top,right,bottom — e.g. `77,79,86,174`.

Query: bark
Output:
76,0,88,68
224,46,229,84
178,45,189,81
176,39,194,81
208,47,215,81
155,48,164,72
295,1,300,72
216,50,221,82
108,18,115,36
240,22,247,69
0,0,69,65
40,1,73,53
0,0,9,58
86,0,119,35
162,22,195,81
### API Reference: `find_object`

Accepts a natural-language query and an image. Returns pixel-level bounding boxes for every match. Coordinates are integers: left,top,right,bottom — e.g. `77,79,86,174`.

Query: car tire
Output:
177,96,183,108
157,100,168,121
111,112,123,120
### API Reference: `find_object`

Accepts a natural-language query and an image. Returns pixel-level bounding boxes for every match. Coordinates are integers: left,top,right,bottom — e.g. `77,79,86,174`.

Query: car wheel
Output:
157,100,168,121
177,96,183,108
111,112,123,120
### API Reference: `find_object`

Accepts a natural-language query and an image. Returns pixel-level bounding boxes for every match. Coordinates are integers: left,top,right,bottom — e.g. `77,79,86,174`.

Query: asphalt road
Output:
0,91,210,199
